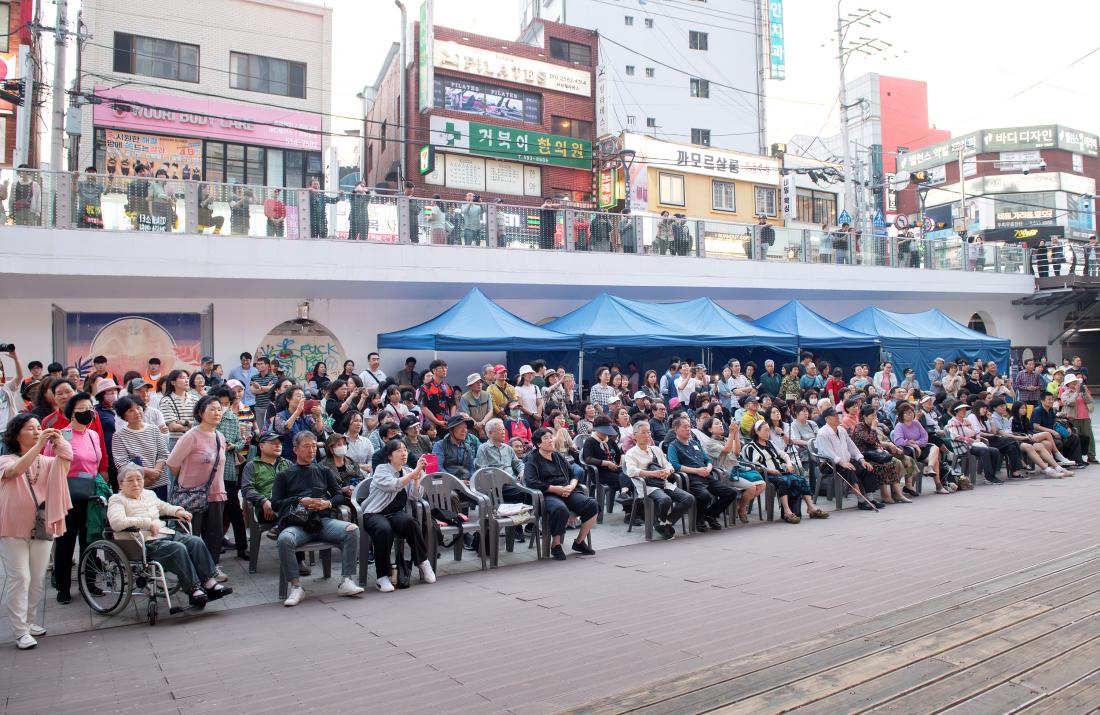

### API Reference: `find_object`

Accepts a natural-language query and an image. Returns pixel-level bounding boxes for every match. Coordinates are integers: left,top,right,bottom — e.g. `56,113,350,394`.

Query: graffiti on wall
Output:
256,319,345,384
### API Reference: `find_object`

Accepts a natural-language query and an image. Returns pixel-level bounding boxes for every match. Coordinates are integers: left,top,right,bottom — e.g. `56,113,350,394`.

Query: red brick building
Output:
364,19,597,206
0,0,34,167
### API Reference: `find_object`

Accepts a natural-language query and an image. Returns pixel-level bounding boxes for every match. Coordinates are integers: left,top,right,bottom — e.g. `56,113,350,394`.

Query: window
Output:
712,180,737,212
689,31,708,50
644,18,654,28
645,67,655,78
548,37,592,65
691,128,711,146
0,5,9,53
796,190,837,225
1073,153,1084,173
626,115,636,126
690,78,709,97
626,65,635,76
755,186,777,217
658,172,685,207
230,52,306,98
380,120,387,150
646,117,657,128
113,32,199,82
551,116,593,139
625,15,634,25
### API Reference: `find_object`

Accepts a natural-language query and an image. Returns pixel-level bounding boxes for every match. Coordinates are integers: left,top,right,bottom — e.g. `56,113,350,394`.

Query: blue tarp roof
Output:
839,307,924,348
754,301,879,350
376,288,580,351
543,294,798,352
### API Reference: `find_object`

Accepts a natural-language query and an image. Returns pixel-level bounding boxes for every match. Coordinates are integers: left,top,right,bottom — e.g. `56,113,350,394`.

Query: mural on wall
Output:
256,319,345,385
60,311,207,378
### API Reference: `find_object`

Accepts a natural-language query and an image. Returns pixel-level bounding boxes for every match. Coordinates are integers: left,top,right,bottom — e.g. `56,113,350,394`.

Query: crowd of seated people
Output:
0,345,1094,648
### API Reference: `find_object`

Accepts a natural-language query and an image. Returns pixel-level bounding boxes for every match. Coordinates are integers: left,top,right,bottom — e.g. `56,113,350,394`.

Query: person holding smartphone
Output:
0,415,73,649
272,387,327,460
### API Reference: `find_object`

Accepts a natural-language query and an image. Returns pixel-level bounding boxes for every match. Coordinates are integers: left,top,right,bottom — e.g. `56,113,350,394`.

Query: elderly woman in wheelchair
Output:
105,464,232,609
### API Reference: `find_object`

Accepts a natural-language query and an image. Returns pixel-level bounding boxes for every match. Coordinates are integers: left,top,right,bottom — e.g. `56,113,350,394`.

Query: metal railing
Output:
0,168,1040,275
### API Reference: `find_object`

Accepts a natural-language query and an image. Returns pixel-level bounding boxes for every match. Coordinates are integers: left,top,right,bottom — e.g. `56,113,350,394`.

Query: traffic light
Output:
909,170,929,184
418,145,435,176
0,80,23,106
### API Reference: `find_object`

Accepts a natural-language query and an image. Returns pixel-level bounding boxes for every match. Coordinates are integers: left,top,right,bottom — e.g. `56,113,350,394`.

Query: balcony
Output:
0,170,1034,302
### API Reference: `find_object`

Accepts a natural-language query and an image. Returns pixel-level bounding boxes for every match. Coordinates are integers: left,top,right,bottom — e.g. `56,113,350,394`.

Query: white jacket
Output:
107,489,182,541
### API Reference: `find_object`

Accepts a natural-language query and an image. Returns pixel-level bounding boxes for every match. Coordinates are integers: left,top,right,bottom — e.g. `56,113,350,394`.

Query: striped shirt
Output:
160,392,198,427
112,423,169,488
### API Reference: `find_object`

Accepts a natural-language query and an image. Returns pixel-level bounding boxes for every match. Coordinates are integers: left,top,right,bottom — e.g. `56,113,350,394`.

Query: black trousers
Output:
648,485,695,524
223,482,248,554
544,492,599,537
967,443,1002,481
686,475,737,520
988,436,1023,474
363,511,428,580
835,463,879,494
1056,432,1084,462
192,501,225,566
54,498,91,596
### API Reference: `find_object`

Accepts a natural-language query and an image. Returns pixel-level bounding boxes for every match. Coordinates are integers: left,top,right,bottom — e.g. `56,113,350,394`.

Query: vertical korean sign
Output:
768,1,786,80
418,0,434,113
780,173,796,221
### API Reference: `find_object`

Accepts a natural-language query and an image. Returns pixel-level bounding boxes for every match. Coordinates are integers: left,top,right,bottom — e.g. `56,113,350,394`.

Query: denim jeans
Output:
276,517,359,584
145,533,216,592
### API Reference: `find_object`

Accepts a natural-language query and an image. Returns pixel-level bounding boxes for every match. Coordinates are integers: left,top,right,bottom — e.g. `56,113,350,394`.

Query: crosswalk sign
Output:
837,209,852,224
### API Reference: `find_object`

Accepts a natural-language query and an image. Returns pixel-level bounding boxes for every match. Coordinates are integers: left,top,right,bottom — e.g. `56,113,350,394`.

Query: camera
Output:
0,343,14,352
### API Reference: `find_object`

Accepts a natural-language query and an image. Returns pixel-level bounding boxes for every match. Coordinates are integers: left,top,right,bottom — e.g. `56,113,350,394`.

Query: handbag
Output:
281,503,322,532
68,471,99,501
25,472,52,541
864,449,893,465
170,433,222,513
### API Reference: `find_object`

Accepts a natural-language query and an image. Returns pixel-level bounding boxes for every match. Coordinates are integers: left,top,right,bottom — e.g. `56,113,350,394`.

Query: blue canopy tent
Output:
752,300,881,371
510,294,797,383
376,288,580,352
839,307,1009,388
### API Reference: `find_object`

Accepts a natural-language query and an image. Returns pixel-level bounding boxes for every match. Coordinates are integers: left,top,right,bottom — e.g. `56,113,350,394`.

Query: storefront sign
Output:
418,0,434,113
430,116,591,169
434,76,541,124
623,134,779,185
1058,126,1099,157
897,132,980,173
768,1,786,80
93,87,322,151
780,173,796,220
103,129,203,175
425,152,542,197
595,73,609,137
485,158,525,194
983,125,1056,153
598,169,616,208
434,40,591,97
994,191,1057,228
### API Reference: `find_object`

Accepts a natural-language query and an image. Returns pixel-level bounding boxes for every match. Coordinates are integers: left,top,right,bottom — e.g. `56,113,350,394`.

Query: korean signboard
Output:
434,40,591,97
102,129,203,176
623,134,780,185
418,0,434,113
780,173,796,220
896,132,980,173
598,169,616,208
434,76,542,124
994,192,1056,228
983,125,1056,153
1058,126,1099,157
768,1,786,80
430,116,591,169
423,151,542,197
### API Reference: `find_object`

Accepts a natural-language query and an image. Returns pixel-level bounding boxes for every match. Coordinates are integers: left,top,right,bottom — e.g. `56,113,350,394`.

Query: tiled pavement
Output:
1,468,1098,714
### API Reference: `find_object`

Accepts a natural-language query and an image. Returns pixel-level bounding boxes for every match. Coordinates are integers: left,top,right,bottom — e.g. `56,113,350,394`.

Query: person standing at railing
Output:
655,211,673,255
308,178,340,239
538,197,559,250
0,176,8,224
229,185,252,236
76,167,103,229
1085,236,1099,277
1050,236,1064,277
756,215,774,260
347,183,371,241
10,165,41,227
459,192,484,246
834,222,852,264
148,169,176,232
263,188,287,237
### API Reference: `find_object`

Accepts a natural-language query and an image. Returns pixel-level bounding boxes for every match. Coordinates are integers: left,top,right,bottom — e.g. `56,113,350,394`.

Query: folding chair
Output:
470,467,543,564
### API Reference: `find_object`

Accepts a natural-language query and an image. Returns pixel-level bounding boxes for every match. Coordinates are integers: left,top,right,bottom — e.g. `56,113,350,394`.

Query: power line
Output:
585,0,758,36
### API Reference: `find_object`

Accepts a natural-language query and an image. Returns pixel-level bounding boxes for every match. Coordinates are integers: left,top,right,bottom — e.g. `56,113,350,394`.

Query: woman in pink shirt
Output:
43,392,102,604
0,414,73,649
166,395,228,582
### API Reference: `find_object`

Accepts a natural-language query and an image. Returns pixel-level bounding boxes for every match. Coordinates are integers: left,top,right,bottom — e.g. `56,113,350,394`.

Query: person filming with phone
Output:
273,387,328,460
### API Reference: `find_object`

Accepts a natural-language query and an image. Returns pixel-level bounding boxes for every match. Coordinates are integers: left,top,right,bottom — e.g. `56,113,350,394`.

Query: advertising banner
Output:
61,311,207,378
430,116,591,169
434,40,591,97
103,129,203,177
418,0,434,113
435,76,541,124
768,1,786,80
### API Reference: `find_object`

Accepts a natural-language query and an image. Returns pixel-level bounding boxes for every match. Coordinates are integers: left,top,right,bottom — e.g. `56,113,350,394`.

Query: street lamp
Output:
618,149,636,213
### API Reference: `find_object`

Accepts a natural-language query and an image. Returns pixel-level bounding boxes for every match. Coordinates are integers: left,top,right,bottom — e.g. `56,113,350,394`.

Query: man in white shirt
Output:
0,349,25,440
727,360,755,408
674,363,701,404
358,352,386,394
814,408,882,510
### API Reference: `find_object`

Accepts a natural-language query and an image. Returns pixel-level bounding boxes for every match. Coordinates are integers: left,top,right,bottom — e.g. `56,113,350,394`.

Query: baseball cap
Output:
200,356,214,364
633,390,647,400
493,364,507,374
226,379,245,391
257,431,281,444
127,377,153,392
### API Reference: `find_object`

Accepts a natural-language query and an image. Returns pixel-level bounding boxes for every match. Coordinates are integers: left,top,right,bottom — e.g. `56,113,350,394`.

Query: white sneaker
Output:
376,576,395,593
337,578,365,597
28,625,46,637
418,560,437,584
1056,456,1075,466
214,567,229,583
1043,467,1062,478
15,634,37,650
283,585,305,607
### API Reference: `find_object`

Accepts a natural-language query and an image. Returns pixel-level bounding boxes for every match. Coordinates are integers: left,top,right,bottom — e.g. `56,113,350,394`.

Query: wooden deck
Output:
564,546,1100,715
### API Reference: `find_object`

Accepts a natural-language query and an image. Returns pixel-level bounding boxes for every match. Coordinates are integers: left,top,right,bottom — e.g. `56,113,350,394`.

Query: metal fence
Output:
0,168,1043,275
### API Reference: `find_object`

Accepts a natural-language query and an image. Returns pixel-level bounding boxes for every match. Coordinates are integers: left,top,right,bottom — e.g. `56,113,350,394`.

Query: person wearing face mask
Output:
321,433,364,498
503,400,533,445
93,379,121,489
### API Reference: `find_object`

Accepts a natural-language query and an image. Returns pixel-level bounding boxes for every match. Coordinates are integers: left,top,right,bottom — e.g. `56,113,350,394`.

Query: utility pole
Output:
67,7,83,171
755,0,767,156
394,0,408,182
49,0,68,173
834,3,891,232
957,146,967,237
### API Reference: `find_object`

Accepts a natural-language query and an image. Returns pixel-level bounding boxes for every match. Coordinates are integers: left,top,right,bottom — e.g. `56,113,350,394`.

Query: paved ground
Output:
0,463,1097,714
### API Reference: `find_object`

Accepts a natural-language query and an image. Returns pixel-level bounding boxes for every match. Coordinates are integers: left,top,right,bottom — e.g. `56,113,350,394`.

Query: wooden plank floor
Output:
563,546,1100,715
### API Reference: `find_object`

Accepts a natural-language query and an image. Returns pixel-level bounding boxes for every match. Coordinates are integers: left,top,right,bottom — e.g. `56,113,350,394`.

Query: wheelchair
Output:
78,518,192,626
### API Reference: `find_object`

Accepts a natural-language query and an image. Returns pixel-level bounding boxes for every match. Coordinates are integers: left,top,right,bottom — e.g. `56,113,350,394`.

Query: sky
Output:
324,0,1100,155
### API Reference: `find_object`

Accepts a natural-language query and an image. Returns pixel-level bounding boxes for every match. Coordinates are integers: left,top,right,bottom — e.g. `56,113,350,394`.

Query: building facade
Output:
896,125,1099,244
522,0,765,154
78,0,332,188
1,0,32,167
364,18,597,206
